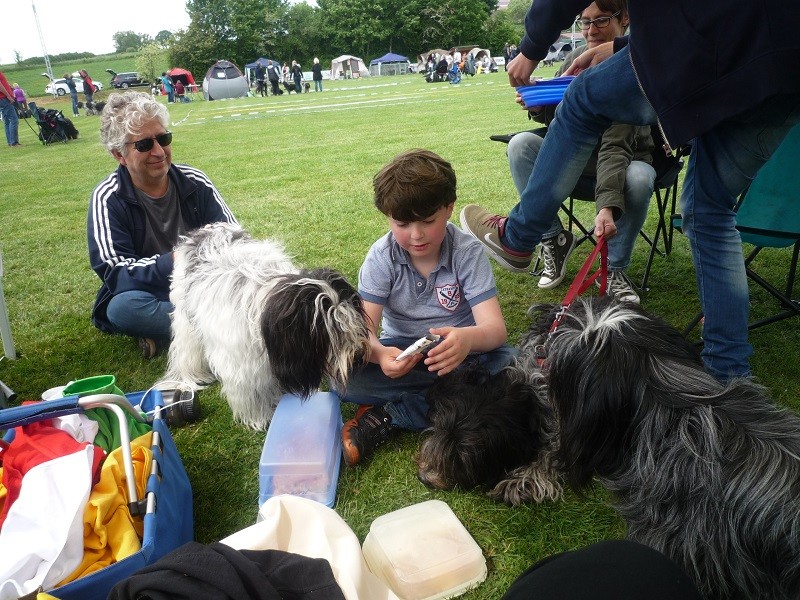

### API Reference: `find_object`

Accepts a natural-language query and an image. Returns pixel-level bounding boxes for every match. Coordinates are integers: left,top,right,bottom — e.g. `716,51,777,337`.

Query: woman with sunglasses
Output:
87,91,238,358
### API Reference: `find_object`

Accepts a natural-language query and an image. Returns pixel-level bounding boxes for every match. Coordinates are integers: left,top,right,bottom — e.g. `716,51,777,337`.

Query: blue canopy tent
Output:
369,52,410,76
244,57,282,84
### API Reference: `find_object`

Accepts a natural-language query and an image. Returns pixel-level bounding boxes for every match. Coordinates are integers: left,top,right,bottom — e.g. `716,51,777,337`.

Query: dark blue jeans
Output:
341,338,519,431
106,290,173,339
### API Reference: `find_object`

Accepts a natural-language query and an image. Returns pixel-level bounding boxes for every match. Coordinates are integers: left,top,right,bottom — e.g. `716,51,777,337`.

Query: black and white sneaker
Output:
537,230,576,289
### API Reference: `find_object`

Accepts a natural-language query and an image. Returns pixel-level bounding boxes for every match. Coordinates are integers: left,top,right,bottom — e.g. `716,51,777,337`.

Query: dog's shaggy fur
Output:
416,364,562,506
163,222,369,429
418,295,800,598
538,297,800,600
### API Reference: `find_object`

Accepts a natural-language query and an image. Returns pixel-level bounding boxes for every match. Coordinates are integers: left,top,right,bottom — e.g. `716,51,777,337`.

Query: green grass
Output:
2,70,799,597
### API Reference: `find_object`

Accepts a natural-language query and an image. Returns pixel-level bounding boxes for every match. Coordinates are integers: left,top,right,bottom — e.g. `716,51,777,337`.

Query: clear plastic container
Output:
258,391,342,508
362,500,487,600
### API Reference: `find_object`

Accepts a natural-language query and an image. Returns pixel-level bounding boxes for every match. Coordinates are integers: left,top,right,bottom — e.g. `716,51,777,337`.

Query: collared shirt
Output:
359,222,498,339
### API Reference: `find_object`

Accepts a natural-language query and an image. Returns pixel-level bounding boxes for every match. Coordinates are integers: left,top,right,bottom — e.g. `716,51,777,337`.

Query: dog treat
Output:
395,334,441,361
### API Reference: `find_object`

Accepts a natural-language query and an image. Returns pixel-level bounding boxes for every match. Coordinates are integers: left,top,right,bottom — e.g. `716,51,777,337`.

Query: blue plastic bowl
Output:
517,76,576,108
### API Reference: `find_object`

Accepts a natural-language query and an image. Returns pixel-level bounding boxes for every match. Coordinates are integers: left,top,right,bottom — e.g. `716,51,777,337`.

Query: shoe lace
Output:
607,271,633,297
540,240,556,277
482,214,505,229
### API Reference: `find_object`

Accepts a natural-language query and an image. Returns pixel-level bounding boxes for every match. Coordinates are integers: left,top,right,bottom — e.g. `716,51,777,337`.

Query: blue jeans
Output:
341,339,519,431
507,131,654,271
84,91,93,105
502,45,800,381
1,98,19,146
314,80,323,92
70,92,79,116
106,290,173,339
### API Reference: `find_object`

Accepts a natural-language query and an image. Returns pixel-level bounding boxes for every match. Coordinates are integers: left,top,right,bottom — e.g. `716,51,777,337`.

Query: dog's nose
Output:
417,472,435,489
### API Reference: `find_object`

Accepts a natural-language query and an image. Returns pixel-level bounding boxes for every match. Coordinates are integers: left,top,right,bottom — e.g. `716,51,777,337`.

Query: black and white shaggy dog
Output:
418,295,800,599
163,222,369,429
416,363,562,506
538,296,800,600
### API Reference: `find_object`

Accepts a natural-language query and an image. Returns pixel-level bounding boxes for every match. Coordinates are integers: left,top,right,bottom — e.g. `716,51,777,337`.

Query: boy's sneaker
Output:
342,405,393,466
603,270,641,304
459,204,533,272
537,230,576,289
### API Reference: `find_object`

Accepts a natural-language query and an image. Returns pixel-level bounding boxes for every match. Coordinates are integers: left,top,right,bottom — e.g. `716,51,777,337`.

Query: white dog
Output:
164,223,369,429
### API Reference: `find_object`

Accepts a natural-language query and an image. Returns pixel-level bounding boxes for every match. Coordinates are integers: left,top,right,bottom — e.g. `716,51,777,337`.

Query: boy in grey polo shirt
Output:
341,149,517,467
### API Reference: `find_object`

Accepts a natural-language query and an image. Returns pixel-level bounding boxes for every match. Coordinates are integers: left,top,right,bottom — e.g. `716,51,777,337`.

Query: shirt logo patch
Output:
436,283,461,311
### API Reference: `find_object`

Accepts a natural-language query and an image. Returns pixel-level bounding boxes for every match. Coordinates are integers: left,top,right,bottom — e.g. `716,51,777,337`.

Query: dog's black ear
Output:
261,269,363,398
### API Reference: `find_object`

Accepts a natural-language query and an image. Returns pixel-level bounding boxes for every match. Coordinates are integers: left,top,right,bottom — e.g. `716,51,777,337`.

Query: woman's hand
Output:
563,42,614,76
594,207,618,238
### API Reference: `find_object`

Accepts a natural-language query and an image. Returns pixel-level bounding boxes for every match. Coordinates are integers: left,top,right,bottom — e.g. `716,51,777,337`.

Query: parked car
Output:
42,73,103,96
105,69,150,89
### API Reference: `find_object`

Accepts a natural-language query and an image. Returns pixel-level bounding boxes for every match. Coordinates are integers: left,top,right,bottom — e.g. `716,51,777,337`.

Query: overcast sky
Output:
3,0,192,65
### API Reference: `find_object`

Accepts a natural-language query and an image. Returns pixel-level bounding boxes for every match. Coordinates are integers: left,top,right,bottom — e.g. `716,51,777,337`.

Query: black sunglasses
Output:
125,131,173,153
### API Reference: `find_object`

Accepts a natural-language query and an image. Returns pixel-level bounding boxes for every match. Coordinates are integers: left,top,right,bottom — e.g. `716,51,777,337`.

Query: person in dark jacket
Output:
459,0,800,382
312,57,323,92
87,91,237,357
291,60,303,93
266,60,281,96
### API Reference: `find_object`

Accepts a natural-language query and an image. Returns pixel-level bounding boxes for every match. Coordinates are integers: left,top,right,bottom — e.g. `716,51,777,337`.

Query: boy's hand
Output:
379,346,424,378
424,327,470,376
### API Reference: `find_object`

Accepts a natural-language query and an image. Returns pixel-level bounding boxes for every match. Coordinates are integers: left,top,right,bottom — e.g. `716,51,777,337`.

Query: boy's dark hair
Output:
373,149,457,221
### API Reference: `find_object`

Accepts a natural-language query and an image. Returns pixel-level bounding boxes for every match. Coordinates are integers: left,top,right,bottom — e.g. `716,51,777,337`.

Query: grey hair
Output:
100,91,169,155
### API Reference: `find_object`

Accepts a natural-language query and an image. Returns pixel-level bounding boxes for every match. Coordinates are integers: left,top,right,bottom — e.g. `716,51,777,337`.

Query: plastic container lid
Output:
516,75,576,108
258,392,342,508
362,500,487,600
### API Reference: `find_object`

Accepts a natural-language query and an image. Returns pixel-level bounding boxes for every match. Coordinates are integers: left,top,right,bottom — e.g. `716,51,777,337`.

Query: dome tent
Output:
369,52,410,76
202,60,249,101
168,67,196,87
330,55,369,79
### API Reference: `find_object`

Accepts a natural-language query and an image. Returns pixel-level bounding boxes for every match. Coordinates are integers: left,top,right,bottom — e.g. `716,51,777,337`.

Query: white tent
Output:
330,55,369,79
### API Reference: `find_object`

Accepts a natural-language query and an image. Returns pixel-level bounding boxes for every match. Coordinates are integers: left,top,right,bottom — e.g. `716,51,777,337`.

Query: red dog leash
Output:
536,236,608,366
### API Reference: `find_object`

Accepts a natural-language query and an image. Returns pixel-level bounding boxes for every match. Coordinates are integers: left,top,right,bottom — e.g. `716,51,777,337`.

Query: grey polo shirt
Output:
359,222,498,339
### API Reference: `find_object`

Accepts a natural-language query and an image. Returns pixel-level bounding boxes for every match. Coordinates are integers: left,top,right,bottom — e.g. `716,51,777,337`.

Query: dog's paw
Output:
488,466,563,506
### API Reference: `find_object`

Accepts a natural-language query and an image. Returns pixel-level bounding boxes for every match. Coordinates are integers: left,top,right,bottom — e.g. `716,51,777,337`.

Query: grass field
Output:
2,69,799,597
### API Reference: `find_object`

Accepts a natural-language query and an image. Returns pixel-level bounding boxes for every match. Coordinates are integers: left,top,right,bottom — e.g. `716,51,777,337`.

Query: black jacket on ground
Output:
107,541,346,600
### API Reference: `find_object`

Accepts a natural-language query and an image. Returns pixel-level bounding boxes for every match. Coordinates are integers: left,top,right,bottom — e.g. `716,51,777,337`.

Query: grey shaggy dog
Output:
419,295,800,599
535,296,800,600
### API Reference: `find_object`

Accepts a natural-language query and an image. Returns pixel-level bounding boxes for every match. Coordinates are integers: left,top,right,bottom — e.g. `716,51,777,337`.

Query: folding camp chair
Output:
674,123,800,334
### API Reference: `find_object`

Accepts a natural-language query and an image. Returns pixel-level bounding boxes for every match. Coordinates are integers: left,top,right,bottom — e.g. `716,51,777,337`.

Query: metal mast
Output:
32,1,56,95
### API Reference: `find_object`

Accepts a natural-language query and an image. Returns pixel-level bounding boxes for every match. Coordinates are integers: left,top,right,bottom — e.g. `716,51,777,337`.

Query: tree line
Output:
167,0,529,78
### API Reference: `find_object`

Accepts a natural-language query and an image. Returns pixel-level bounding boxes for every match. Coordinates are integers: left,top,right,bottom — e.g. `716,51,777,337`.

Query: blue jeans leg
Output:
503,46,656,253
607,160,655,271
70,92,79,116
680,94,800,380
105,290,173,339
315,80,322,92
341,338,518,431
1,98,20,145
507,132,564,239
